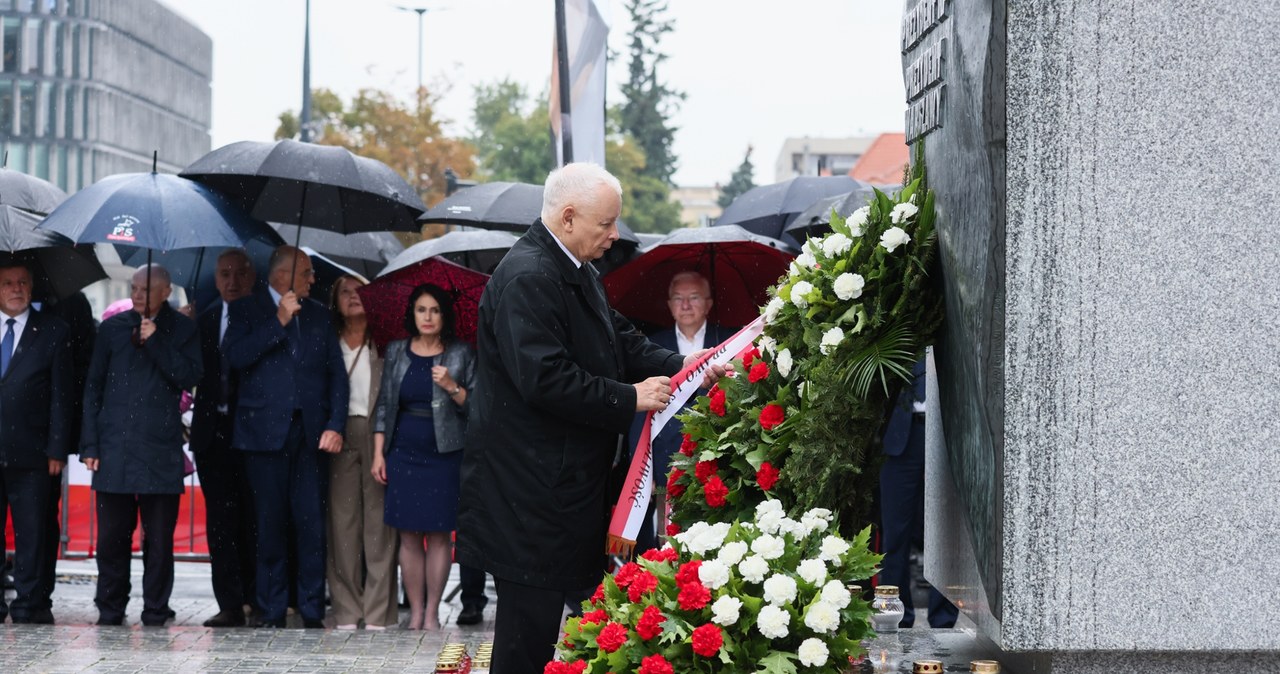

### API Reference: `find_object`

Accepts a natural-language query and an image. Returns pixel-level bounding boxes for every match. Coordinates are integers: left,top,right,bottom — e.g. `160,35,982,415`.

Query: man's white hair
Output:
668,270,711,298
541,162,623,225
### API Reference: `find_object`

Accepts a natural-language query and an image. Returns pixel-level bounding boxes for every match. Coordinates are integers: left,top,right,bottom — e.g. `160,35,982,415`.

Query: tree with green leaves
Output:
619,0,683,186
606,105,682,234
717,145,756,209
470,79,555,184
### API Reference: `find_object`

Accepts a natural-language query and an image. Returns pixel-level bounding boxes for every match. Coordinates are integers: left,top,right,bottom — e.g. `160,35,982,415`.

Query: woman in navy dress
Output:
371,284,475,630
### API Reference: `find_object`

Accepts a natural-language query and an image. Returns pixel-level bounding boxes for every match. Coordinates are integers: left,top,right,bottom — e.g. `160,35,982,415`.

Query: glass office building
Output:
0,0,211,193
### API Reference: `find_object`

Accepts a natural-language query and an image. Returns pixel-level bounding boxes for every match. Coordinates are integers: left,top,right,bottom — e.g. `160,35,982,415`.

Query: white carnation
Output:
751,534,785,560
803,601,841,633
775,348,793,378
820,580,852,609
797,638,830,667
819,326,844,355
738,555,770,583
795,251,817,269
832,272,864,301
818,536,850,564
756,499,784,516
717,541,749,567
756,509,784,535
698,559,731,590
801,509,832,536
763,574,798,605
710,595,743,626
797,559,827,586
777,517,805,540
763,297,785,323
790,281,814,308
879,226,911,253
676,521,731,556
757,335,777,355
787,261,801,279
756,604,790,639
849,206,869,236
890,202,919,224
821,233,852,257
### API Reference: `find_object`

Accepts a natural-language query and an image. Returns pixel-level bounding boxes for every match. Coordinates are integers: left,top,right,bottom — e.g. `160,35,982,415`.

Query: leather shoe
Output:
97,616,124,626
456,605,484,626
203,610,246,627
256,618,286,628
302,619,326,629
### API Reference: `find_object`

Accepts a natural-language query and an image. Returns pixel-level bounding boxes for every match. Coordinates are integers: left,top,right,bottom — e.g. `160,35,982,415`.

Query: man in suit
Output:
626,270,735,555
878,356,958,628
458,163,726,674
191,249,258,627
82,264,202,626
0,263,73,624
223,246,347,629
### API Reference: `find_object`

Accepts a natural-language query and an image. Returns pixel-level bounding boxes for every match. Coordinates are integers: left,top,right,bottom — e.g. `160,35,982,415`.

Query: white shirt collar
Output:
674,321,708,356
547,225,583,269
268,286,284,305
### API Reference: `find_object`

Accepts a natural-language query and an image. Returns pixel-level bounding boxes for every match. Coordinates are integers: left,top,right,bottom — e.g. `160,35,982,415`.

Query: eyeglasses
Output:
668,295,707,306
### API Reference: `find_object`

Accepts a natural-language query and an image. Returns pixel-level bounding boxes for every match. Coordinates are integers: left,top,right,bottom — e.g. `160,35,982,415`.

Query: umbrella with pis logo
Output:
39,154,270,312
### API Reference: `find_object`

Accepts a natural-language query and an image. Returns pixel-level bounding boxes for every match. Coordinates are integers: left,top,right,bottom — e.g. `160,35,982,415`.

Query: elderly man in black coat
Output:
81,265,202,627
457,163,725,674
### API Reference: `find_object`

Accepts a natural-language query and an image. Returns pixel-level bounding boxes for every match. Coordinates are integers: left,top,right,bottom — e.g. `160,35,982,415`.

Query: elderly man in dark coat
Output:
458,163,723,674
81,264,202,627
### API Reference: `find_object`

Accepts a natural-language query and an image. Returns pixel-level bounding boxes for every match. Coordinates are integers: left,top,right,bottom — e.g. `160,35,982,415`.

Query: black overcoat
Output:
457,221,683,590
81,304,202,494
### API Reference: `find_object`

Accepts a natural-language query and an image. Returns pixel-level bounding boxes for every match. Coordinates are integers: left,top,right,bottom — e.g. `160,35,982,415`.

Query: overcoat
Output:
457,220,683,590
81,304,202,494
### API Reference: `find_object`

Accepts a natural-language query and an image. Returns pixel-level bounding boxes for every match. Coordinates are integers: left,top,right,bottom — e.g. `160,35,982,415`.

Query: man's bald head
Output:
131,264,172,317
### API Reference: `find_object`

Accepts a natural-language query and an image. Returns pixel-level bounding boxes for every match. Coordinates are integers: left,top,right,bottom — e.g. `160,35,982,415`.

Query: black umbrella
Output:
381,230,519,276
181,140,426,234
270,223,403,280
419,182,544,231
0,167,68,215
785,181,883,242
715,175,860,243
0,212,106,301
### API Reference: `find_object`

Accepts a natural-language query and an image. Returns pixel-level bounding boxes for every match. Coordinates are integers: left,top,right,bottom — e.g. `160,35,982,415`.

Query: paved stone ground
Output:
2,560,496,672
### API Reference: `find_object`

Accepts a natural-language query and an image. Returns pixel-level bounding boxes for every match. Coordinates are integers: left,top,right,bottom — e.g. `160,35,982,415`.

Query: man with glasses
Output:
223,246,347,629
626,270,735,554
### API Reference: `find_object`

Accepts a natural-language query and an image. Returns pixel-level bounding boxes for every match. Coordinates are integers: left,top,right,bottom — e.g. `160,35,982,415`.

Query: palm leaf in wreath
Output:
840,322,918,398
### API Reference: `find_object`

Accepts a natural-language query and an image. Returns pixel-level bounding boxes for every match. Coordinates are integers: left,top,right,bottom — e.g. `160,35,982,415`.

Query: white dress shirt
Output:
342,339,371,418
674,321,707,356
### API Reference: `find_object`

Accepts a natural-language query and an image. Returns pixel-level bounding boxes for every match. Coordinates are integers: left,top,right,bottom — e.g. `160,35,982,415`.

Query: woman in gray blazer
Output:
370,284,474,631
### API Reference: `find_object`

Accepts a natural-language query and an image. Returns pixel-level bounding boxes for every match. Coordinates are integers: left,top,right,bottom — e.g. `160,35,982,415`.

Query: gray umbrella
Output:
381,230,519,276
0,168,68,215
785,181,885,241
269,223,404,280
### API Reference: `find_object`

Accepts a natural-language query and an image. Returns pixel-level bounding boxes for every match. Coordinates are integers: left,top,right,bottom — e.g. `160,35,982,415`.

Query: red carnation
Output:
708,385,726,416
636,605,666,640
756,461,779,491
677,580,712,611
679,433,697,456
627,570,658,602
675,560,702,587
742,346,760,369
589,583,605,605
759,403,785,430
666,468,686,498
639,654,674,674
748,360,770,383
613,562,641,589
580,609,607,625
694,460,718,484
691,623,724,657
641,546,679,563
666,522,681,537
595,622,629,653
545,661,588,674
703,475,729,507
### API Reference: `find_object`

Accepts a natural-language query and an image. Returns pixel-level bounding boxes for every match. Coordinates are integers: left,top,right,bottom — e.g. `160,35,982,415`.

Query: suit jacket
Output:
882,358,927,458
190,302,237,453
457,220,684,591
628,323,737,481
81,304,203,494
373,338,474,455
223,288,348,453
0,310,74,469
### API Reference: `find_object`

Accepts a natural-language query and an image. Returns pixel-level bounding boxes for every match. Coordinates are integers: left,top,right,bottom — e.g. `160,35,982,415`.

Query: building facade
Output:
0,0,211,193
773,136,877,183
669,184,722,228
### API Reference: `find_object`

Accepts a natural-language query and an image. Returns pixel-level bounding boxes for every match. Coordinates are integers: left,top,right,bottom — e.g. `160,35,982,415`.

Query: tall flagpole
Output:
300,0,313,142
554,0,573,164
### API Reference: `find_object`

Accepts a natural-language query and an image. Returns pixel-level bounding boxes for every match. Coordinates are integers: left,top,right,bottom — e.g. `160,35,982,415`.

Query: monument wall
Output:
917,0,1280,667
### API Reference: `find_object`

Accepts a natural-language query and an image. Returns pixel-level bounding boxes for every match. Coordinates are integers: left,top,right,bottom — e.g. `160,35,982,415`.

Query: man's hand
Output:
138,318,157,342
318,430,343,454
277,290,301,326
177,303,194,318
682,348,734,389
48,459,65,476
634,376,672,412
82,457,99,472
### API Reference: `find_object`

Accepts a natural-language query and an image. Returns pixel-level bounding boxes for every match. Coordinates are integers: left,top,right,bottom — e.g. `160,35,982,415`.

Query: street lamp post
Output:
395,5,432,94
301,0,313,142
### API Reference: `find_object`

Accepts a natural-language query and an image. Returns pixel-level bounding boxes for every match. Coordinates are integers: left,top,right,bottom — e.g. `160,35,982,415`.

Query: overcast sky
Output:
161,0,907,187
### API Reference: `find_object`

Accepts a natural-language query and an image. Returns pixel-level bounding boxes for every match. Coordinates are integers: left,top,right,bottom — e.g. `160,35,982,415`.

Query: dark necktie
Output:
0,318,13,377
579,264,607,317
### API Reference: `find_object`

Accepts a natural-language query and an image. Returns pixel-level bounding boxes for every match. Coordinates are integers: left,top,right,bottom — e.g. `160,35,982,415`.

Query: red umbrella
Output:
357,256,489,350
602,224,795,329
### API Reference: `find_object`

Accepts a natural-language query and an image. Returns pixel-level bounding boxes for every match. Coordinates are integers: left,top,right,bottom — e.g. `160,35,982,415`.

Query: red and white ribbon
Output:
606,316,765,556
